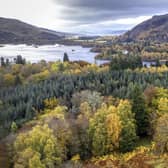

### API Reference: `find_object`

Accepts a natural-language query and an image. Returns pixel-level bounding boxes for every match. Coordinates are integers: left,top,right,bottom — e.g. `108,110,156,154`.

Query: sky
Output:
0,0,168,35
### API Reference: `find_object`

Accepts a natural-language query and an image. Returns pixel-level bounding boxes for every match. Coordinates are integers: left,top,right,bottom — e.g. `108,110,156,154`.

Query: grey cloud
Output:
54,0,168,25
54,0,168,10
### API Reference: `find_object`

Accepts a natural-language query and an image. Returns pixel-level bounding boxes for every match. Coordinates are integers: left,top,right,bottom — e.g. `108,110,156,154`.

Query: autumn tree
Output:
154,114,168,154
117,100,138,152
157,97,168,115
3,73,15,87
76,102,92,159
71,90,102,114
67,102,92,160
40,105,71,161
44,97,59,110
144,87,168,136
14,124,63,167
89,104,121,156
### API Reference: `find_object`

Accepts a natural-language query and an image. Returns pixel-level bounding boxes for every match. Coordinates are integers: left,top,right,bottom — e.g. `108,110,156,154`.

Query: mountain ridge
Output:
119,13,168,42
0,17,71,45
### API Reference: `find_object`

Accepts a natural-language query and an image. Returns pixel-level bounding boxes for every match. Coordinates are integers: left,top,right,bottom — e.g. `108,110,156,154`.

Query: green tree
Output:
14,75,22,86
0,57,6,66
63,52,69,62
131,85,149,136
76,102,92,159
11,122,18,133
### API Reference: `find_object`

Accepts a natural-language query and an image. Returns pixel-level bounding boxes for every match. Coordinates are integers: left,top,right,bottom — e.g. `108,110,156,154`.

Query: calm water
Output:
142,61,156,67
0,44,154,67
0,44,100,64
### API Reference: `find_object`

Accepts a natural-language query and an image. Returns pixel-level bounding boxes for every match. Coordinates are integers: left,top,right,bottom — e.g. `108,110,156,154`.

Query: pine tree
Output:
63,52,69,62
131,85,149,136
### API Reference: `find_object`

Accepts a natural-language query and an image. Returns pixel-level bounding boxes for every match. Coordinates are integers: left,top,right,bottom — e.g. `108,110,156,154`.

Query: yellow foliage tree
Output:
117,100,137,152
154,114,168,154
89,104,121,156
3,73,15,86
14,124,62,167
157,97,168,115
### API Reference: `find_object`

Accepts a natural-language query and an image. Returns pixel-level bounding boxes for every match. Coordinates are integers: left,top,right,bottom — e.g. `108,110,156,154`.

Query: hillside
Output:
120,14,168,42
0,17,67,44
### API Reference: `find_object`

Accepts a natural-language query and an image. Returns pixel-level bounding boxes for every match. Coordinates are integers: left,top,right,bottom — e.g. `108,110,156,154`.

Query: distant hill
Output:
119,14,168,42
0,17,71,44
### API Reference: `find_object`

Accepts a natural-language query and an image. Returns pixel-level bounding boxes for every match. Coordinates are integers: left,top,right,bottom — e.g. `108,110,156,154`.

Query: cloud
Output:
54,0,168,11
53,0,168,25
0,0,168,34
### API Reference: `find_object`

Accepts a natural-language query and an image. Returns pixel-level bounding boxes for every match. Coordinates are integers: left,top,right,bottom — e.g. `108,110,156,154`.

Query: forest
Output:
0,52,168,167
95,42,168,65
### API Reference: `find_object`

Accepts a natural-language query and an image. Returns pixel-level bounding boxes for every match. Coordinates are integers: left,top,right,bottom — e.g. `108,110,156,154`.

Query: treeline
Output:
96,42,168,62
110,55,142,70
0,60,99,88
0,55,26,67
0,69,168,137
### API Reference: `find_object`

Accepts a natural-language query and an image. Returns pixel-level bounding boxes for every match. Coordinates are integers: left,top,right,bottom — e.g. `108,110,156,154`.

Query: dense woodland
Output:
0,47,168,168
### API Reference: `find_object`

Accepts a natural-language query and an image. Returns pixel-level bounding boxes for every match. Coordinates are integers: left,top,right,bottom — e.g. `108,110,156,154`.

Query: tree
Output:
166,60,168,67
71,90,102,114
14,147,46,168
44,98,59,110
0,57,6,66
110,54,142,71
11,122,18,133
63,52,69,62
145,87,168,136
65,102,92,160
14,124,63,167
1,67,168,137
29,153,45,168
154,114,168,154
75,102,92,159
106,112,122,152
89,104,121,156
15,55,26,65
14,75,22,85
40,105,71,161
130,85,149,136
0,100,3,109
117,100,138,152
3,73,15,87
157,98,168,115
144,86,157,106
155,59,161,67
6,58,10,66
